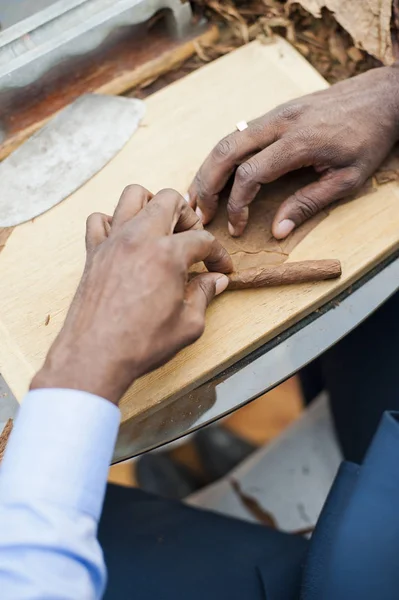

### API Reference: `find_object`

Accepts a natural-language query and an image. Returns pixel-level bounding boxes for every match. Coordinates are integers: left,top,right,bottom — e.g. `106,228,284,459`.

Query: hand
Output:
189,65,399,238
31,186,233,404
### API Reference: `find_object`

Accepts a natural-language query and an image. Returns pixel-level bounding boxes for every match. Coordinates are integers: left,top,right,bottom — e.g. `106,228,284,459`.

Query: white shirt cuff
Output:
0,389,120,521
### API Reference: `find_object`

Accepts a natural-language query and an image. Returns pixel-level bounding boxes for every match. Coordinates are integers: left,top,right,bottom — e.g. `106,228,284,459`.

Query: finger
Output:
203,236,233,274
111,184,153,232
272,166,363,239
183,192,195,210
133,188,234,273
173,230,232,273
227,138,311,237
185,272,229,314
180,273,228,346
85,212,112,253
133,188,197,235
173,230,215,268
189,116,280,225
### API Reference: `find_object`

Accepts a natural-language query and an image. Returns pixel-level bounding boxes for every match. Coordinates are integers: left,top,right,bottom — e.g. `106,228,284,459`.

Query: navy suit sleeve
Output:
302,411,399,600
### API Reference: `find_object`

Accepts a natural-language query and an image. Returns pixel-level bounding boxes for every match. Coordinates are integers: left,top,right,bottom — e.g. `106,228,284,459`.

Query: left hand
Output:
188,65,399,238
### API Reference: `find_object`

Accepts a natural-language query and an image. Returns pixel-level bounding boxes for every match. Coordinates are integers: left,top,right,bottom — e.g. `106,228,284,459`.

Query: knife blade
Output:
0,94,145,227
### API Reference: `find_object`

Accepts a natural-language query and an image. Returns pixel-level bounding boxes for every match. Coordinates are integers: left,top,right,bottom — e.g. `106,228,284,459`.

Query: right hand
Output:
31,185,233,404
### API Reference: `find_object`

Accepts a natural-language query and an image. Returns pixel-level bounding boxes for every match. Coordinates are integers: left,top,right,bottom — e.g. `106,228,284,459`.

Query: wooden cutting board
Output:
1,38,399,431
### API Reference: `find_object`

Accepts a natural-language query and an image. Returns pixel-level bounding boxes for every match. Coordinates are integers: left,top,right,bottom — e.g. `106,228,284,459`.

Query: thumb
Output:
186,272,229,315
272,167,362,239
183,272,229,344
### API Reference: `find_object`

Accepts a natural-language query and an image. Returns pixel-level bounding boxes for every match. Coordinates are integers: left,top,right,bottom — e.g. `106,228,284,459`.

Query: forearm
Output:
0,389,120,600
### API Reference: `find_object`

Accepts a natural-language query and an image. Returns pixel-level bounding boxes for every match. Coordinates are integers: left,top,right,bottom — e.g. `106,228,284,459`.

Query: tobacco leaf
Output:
287,0,394,64
133,0,378,100
206,169,328,270
375,145,399,185
231,479,278,527
231,479,316,536
0,419,13,464
0,227,13,255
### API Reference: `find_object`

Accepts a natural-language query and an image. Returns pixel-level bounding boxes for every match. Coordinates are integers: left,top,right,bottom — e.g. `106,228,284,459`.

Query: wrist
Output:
30,340,135,405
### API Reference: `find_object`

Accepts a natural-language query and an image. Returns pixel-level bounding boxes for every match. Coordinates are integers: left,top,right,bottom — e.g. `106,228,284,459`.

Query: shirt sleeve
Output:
0,388,120,600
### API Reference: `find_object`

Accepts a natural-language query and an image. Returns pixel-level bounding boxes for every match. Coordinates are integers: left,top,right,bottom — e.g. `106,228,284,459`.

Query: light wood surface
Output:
1,38,399,435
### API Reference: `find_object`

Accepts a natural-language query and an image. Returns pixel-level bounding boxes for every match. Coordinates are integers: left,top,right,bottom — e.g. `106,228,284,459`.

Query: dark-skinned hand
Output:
189,64,399,238
31,185,233,404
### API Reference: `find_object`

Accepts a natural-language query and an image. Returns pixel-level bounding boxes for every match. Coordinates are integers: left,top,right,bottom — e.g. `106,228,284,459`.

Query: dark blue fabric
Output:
312,411,399,599
100,411,399,599
99,485,308,600
301,462,360,598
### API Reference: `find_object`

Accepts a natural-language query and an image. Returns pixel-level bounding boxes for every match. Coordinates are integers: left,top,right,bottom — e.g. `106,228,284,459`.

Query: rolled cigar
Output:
227,259,342,290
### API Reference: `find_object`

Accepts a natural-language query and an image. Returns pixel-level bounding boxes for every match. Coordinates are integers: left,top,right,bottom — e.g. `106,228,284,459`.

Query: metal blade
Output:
0,94,145,227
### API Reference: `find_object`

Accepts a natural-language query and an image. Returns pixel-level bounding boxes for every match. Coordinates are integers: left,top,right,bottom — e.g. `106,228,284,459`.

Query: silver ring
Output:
236,120,248,132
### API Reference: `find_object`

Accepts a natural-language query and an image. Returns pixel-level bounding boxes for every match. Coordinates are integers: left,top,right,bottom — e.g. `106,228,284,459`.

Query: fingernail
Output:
228,222,237,237
215,274,229,295
183,192,190,203
196,206,204,222
274,219,295,239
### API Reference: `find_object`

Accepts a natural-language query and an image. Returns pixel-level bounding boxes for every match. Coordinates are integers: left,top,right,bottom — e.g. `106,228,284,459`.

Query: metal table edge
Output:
113,251,399,461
